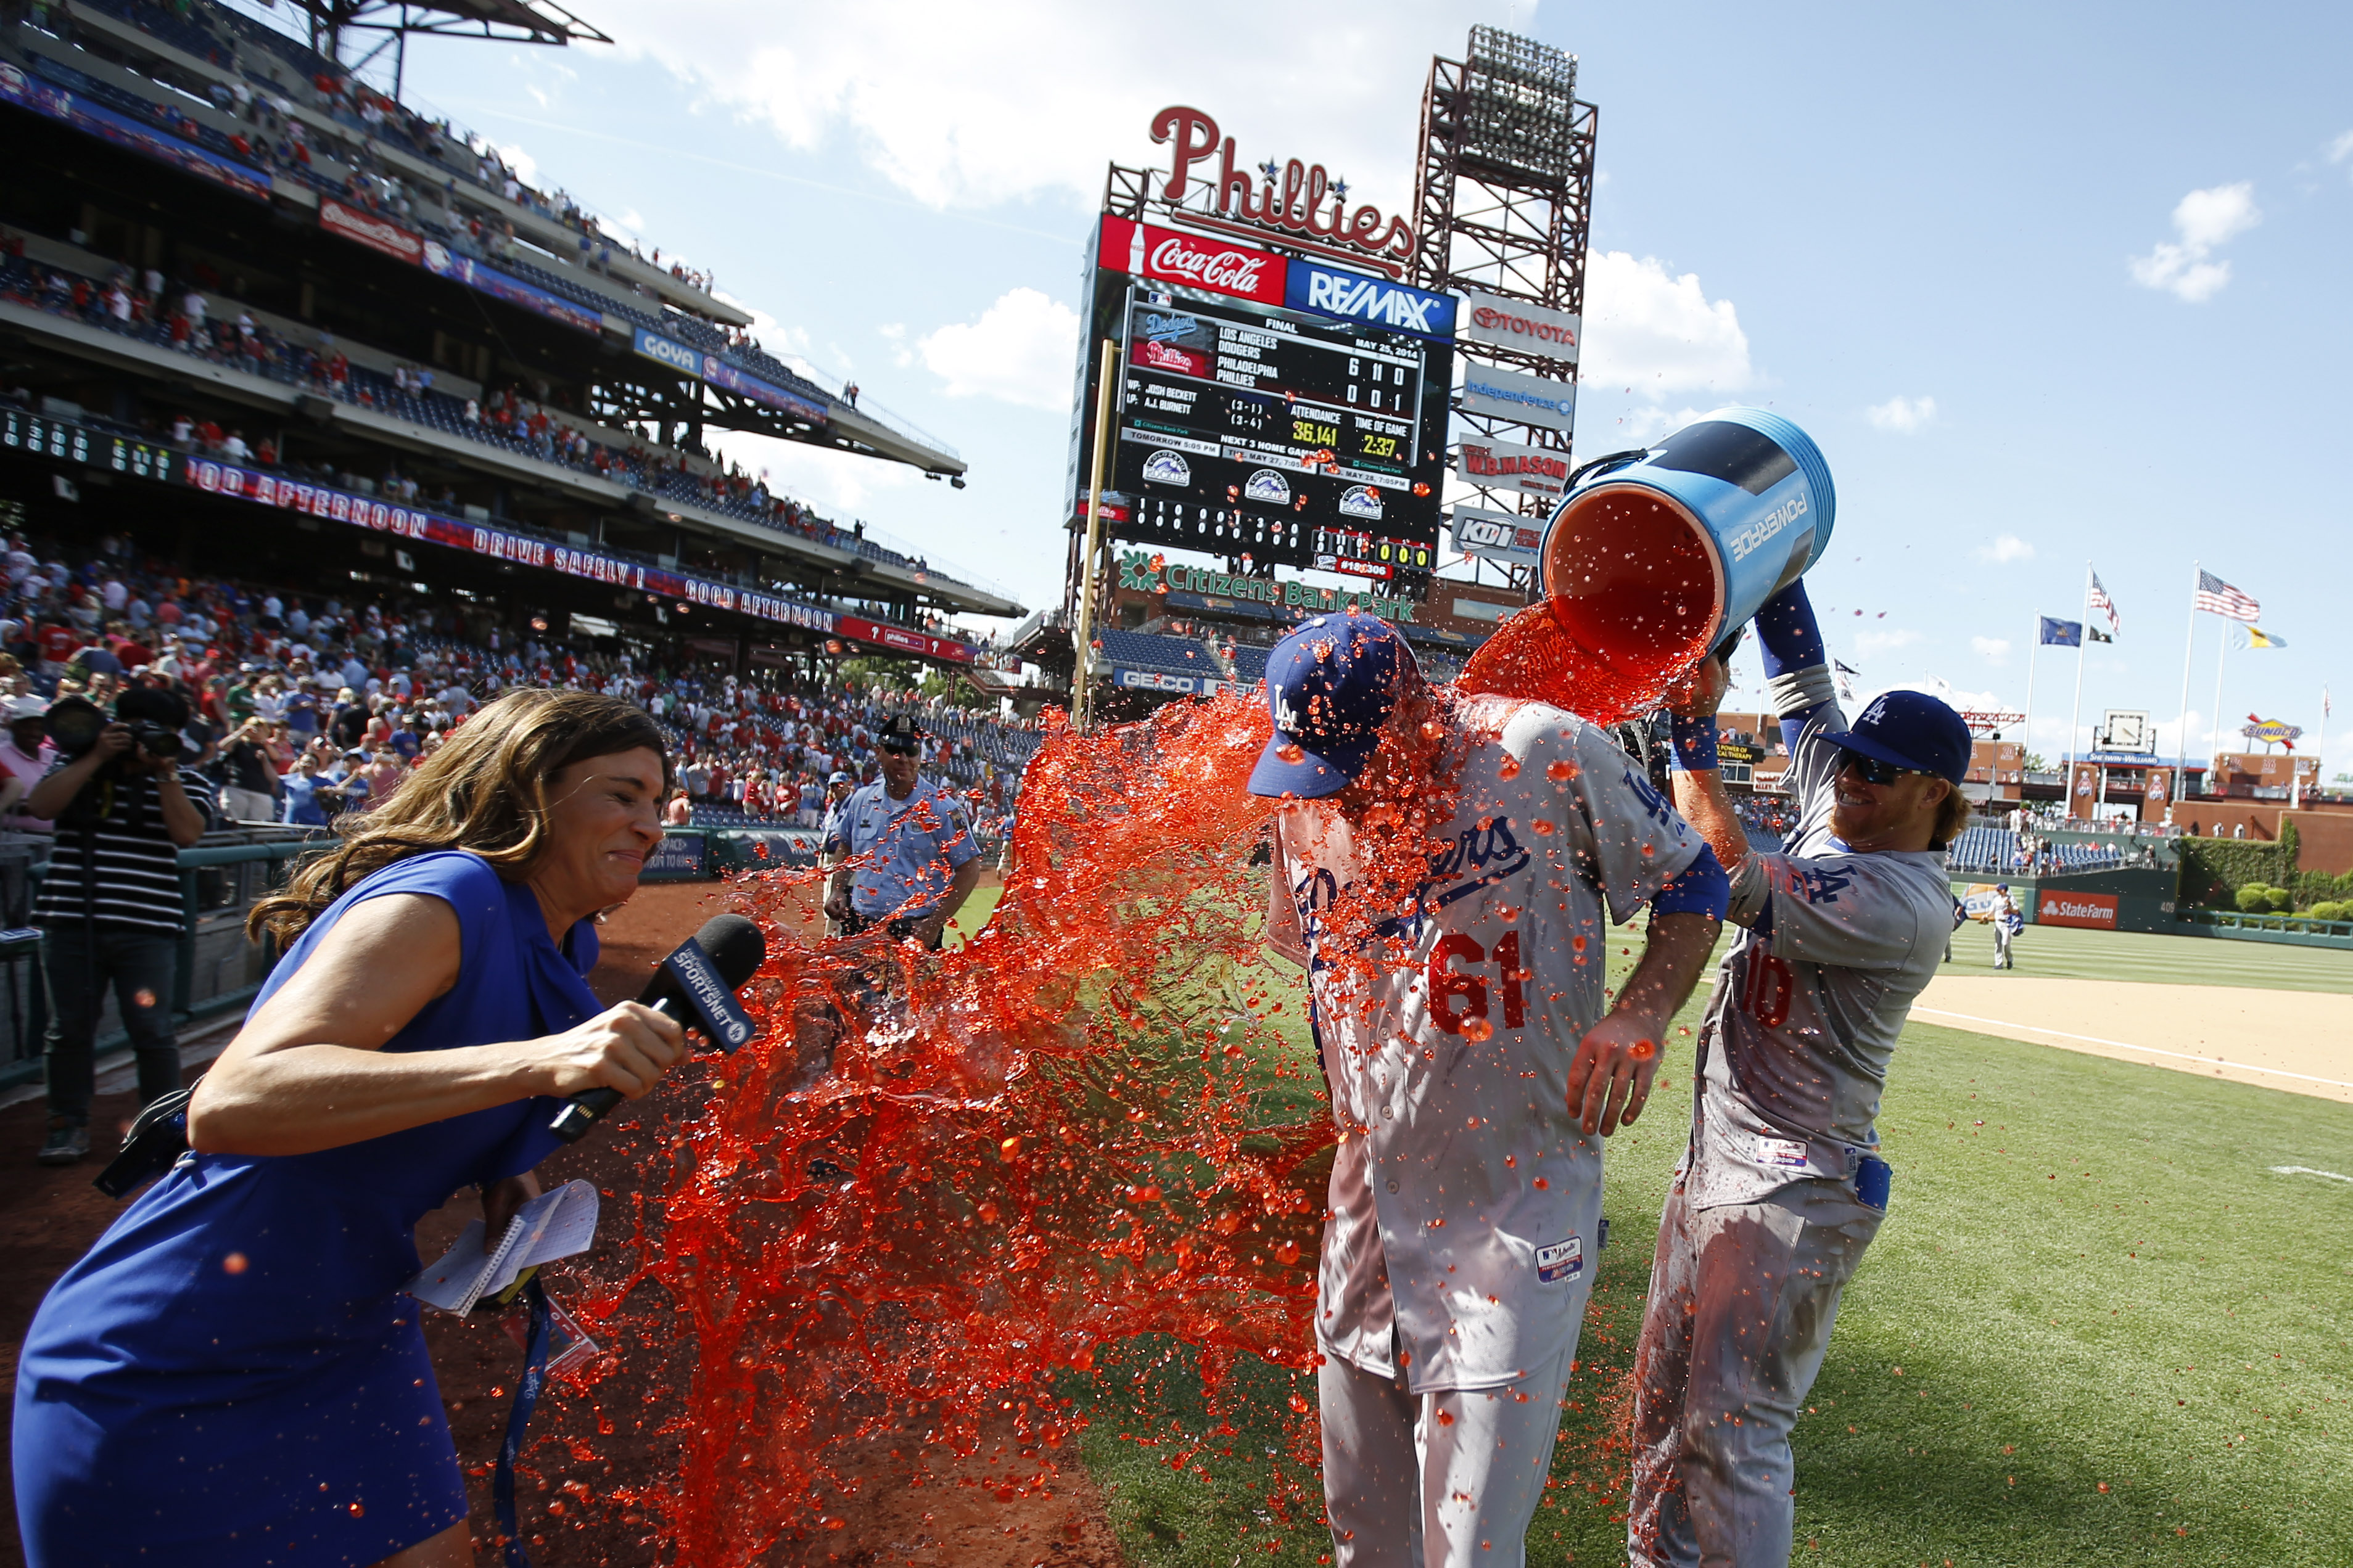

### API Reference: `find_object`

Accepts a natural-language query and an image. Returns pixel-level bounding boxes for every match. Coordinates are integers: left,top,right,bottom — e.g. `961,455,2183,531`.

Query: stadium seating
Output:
1096,628,1224,679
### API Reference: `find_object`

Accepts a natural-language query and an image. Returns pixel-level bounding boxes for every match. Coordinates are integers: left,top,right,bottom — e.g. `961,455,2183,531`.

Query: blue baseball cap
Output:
1825,690,1972,784
1247,614,1421,799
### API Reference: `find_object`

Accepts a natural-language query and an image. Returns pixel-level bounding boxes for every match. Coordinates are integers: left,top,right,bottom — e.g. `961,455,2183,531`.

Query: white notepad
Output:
406,1178,600,1315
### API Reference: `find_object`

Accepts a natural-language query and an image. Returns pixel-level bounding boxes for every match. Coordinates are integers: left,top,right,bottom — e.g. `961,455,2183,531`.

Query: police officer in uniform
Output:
823,717,980,949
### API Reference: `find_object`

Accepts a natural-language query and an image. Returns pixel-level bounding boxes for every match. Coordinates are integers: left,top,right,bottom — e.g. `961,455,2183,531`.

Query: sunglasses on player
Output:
1836,748,1931,787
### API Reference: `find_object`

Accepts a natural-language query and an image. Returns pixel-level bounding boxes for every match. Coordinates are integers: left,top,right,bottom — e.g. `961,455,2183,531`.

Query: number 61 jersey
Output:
1272,695,1701,1393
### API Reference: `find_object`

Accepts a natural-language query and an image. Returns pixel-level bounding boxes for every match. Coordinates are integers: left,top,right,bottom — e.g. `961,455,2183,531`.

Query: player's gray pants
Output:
1993,923,2013,968
1625,1179,1883,1567
1320,1344,1573,1568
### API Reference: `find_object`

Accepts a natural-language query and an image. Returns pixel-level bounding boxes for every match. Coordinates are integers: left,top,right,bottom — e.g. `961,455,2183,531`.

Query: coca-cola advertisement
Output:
1099,214,1287,305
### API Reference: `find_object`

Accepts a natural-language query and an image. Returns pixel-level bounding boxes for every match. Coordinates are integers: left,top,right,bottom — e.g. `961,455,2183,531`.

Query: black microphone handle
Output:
548,995,685,1143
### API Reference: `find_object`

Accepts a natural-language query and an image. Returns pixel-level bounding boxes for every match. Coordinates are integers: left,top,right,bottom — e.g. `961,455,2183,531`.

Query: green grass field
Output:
1936,918,2353,994
942,898,2353,1567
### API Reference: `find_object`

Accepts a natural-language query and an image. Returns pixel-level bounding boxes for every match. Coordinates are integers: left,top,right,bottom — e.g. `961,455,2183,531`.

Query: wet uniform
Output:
1628,678,1959,1568
1269,695,1701,1568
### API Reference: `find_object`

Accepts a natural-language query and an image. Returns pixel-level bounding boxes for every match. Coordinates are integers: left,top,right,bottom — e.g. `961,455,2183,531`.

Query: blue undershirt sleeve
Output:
1753,581,1837,750
1649,842,1729,921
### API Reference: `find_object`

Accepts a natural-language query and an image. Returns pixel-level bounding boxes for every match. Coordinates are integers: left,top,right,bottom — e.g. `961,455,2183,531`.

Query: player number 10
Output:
1739,951,1795,1029
1427,932,1527,1033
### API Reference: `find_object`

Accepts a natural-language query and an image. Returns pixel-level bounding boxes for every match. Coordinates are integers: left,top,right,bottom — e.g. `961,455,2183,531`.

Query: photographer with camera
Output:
25,687,216,1165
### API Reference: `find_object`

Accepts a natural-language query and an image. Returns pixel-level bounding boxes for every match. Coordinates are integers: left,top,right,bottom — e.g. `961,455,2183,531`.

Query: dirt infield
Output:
1911,976,2353,1105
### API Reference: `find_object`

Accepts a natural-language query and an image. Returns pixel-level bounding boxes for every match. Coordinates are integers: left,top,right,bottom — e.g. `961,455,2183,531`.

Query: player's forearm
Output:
1669,766,1751,878
1614,911,1719,1032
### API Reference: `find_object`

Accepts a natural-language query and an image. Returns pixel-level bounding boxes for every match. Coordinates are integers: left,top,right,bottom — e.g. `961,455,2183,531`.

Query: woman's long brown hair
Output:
248,688,671,946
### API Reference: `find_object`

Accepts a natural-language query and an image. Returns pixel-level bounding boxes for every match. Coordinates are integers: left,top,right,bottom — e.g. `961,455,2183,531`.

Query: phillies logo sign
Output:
1150,106,1417,275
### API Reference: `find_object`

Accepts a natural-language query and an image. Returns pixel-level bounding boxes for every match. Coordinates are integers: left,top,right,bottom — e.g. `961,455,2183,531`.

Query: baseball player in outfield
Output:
1627,580,1971,1567
1247,613,1731,1568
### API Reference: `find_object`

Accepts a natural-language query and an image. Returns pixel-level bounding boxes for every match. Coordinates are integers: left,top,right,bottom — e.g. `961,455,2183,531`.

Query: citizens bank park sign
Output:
178,458,975,663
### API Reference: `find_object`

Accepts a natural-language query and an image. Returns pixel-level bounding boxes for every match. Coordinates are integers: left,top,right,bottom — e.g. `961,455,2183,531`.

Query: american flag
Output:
2194,570,2260,622
2087,570,2120,636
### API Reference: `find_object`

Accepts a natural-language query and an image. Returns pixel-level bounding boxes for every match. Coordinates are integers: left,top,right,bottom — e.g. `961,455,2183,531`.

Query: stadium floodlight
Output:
1460,25,1579,181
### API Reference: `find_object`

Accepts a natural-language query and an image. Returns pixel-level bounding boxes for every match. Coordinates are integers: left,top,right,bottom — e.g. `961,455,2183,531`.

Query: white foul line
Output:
2270,1166,2353,1184
1909,1006,2353,1091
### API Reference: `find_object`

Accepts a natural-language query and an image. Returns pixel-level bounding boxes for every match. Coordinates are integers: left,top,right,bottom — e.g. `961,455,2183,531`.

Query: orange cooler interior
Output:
1459,484,1723,723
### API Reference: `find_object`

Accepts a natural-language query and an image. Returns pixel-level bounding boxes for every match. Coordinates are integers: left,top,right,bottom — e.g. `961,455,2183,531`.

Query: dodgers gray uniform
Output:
1628,681,1958,1568
1268,696,1702,1568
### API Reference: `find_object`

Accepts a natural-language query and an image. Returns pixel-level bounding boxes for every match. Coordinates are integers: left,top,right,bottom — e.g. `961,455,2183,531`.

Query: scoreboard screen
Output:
1068,215,1454,575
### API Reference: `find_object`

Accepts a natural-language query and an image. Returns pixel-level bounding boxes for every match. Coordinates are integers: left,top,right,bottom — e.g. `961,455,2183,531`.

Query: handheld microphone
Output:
549,913,767,1143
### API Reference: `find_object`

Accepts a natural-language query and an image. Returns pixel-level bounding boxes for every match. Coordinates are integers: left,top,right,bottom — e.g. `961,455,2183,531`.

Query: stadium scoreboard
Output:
1068,215,1456,579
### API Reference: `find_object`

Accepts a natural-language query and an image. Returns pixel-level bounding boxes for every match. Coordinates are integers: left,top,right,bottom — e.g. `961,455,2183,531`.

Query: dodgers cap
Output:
1247,613,1420,800
1824,689,1972,785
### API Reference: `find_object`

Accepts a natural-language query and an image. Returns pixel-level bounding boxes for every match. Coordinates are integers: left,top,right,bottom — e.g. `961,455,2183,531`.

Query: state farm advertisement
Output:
1100,214,1286,305
2037,890,2119,930
320,199,422,265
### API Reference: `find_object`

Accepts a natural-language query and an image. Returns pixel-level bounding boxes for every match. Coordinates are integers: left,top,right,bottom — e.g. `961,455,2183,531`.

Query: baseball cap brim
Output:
1247,732,1380,800
1821,727,1955,782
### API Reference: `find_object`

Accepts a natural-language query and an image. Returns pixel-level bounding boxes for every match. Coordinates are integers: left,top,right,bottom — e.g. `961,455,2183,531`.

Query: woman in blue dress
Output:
14,689,688,1567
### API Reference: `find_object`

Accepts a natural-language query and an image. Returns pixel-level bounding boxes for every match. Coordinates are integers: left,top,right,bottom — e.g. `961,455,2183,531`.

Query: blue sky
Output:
367,1,2351,776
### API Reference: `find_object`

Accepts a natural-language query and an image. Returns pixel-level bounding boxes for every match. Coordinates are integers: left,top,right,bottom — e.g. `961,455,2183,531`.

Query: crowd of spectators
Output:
0,531,1044,840
0,245,978,594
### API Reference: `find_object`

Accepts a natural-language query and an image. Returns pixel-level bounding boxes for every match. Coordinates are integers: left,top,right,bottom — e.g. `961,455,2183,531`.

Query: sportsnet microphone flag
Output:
2194,570,2260,622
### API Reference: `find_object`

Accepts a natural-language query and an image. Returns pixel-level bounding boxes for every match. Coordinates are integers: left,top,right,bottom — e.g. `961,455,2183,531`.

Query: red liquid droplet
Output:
221,1252,248,1275
347,1502,365,1518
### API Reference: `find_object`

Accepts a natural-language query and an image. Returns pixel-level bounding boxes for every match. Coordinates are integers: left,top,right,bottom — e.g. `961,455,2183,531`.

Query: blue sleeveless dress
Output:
13,850,600,1567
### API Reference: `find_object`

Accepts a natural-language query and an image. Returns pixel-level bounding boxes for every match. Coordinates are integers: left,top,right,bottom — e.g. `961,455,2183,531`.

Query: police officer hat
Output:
877,715,923,754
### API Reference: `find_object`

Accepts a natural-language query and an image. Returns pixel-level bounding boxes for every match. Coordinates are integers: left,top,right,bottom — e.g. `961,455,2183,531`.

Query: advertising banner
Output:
0,62,271,202
319,199,422,265
421,242,603,335
1457,436,1570,499
699,353,829,425
631,326,702,378
1118,549,1419,623
1115,667,1229,696
641,831,709,882
1450,504,1544,564
2037,890,2119,930
1284,261,1456,340
1458,290,1582,361
1098,214,1287,306
178,456,973,663
1459,364,1577,432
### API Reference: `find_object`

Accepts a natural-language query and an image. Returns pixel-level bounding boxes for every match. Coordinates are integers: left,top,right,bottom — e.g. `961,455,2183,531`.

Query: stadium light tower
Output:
1411,27,1597,598
253,0,610,97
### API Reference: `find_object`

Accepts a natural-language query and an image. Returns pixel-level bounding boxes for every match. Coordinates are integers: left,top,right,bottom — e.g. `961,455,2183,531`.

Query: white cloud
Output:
593,0,1496,212
1581,252,1752,395
1865,395,1937,433
915,288,1080,409
2129,182,2259,302
2331,129,2353,170
1975,533,2035,564
1854,628,1921,657
1578,252,1751,446
491,140,540,187
1971,636,2011,663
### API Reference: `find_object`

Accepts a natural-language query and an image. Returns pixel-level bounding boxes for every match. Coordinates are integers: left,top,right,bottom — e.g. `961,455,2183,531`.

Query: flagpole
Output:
2065,563,2090,823
2021,611,2040,778
2209,625,2230,794
2172,560,2199,806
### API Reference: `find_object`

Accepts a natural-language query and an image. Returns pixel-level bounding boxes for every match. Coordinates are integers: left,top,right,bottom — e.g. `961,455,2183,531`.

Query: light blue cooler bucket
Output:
1536,408,1837,680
